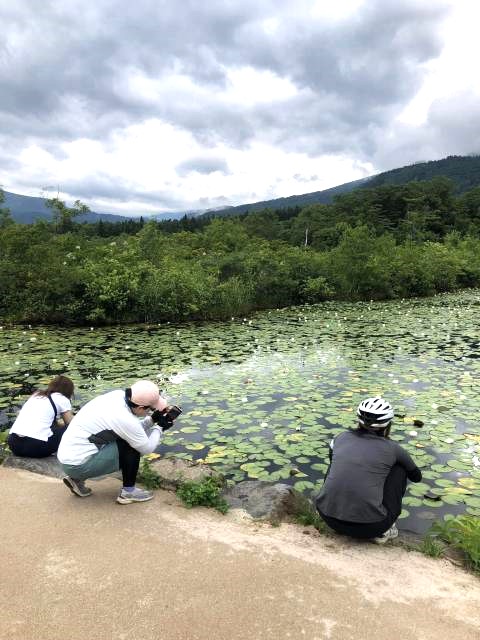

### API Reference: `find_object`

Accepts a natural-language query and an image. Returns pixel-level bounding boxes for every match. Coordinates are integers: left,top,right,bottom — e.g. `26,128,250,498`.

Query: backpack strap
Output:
47,394,57,425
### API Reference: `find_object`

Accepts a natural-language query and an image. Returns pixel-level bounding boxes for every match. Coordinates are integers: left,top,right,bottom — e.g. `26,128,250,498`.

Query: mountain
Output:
1,190,198,224
4,155,480,224
207,154,480,218
205,177,370,218
365,155,480,192
1,191,131,224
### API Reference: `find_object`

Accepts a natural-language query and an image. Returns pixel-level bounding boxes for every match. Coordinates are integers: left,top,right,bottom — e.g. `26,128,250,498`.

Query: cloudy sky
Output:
1,0,479,215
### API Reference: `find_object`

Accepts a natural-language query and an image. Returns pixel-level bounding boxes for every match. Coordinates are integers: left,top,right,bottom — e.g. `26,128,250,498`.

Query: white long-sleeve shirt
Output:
57,389,161,466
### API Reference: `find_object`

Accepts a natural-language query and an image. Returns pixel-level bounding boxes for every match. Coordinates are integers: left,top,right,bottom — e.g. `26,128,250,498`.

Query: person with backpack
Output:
57,379,181,505
315,397,422,544
7,375,75,458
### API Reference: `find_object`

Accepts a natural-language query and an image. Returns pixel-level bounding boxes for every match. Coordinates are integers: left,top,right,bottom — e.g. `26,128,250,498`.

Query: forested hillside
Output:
366,155,480,192
211,155,480,217
1,177,480,325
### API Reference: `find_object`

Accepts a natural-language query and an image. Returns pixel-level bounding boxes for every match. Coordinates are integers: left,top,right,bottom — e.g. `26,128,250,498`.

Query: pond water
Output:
1,290,480,535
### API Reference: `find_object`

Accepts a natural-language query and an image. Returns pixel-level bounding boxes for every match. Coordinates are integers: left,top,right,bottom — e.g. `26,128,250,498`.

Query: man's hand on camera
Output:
151,409,174,431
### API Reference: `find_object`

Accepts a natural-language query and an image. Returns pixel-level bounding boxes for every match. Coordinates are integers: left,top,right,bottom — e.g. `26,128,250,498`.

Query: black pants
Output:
8,426,67,458
318,464,408,539
116,438,140,486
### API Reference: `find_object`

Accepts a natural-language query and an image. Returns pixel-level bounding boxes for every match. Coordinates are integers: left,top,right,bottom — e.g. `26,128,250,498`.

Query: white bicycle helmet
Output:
357,397,394,428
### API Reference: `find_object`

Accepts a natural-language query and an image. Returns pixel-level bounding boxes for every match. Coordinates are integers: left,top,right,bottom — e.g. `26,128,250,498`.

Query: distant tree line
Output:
1,178,480,325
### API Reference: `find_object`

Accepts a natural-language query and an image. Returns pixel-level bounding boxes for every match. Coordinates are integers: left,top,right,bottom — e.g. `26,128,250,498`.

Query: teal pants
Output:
61,443,120,481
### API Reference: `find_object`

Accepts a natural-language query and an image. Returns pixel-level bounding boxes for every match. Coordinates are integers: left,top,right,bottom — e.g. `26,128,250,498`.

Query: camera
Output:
151,405,182,431
165,405,182,420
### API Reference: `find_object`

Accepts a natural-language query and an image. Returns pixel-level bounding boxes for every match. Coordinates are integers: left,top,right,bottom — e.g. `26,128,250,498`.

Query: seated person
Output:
316,396,422,544
57,379,180,505
7,375,74,458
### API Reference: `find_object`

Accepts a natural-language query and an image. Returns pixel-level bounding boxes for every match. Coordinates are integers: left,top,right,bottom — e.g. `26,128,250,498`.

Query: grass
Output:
137,457,163,490
418,535,445,558
429,515,480,572
0,430,10,464
176,476,229,514
293,503,331,534
138,458,229,514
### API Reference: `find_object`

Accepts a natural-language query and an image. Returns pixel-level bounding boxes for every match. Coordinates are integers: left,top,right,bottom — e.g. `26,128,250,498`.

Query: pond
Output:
1,289,480,534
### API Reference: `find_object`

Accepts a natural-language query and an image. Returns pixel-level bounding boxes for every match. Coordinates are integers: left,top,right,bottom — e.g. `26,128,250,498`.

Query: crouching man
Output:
57,380,180,504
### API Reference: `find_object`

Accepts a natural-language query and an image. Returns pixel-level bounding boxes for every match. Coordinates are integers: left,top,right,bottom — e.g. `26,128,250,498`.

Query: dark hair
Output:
36,375,75,400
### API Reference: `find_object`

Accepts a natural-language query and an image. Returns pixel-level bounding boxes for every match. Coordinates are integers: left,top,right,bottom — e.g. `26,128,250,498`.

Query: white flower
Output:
409,431,418,436
170,373,189,384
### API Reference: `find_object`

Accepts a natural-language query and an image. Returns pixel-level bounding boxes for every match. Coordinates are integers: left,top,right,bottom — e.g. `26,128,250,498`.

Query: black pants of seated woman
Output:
7,426,67,458
116,437,141,487
318,464,408,539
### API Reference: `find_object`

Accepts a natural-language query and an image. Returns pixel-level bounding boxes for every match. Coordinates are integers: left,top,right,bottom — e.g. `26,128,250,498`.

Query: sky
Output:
1,0,480,216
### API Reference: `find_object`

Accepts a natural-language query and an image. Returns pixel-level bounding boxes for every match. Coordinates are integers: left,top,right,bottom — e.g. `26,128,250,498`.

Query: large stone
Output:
2,454,65,478
149,457,222,489
222,480,313,522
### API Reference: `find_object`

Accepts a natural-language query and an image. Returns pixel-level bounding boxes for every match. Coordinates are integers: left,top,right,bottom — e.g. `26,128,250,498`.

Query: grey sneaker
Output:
116,487,154,505
63,476,92,498
373,523,399,544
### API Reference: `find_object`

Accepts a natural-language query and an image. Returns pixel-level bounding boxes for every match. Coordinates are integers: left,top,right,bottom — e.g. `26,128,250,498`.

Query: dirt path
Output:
1,466,479,640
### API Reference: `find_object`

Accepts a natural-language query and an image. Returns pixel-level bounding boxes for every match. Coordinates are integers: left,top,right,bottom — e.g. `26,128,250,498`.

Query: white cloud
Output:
1,0,479,215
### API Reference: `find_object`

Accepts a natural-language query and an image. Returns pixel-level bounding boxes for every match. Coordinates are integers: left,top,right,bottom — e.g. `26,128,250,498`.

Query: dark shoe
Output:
63,476,92,498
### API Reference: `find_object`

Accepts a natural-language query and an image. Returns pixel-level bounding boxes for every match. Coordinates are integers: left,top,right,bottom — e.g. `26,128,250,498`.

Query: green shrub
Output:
137,457,163,490
176,476,229,514
430,515,480,571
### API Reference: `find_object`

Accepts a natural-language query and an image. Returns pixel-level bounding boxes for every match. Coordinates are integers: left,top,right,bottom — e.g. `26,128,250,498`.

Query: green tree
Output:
0,187,13,228
326,226,395,299
46,197,90,232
